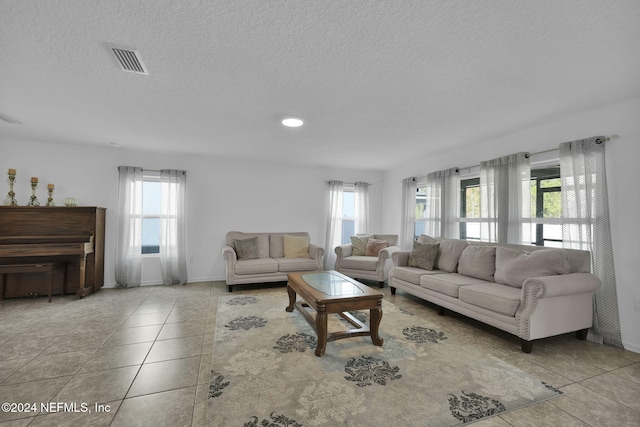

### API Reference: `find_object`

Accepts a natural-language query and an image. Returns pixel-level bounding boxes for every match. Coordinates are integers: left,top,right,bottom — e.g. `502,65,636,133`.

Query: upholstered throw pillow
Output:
494,247,570,288
350,234,374,256
283,235,310,258
435,239,469,272
457,245,497,282
364,238,389,257
233,237,260,260
417,234,437,244
408,241,440,270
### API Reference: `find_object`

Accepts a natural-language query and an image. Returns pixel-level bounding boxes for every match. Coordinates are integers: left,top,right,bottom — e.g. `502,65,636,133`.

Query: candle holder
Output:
3,171,18,206
46,186,55,206
28,181,40,206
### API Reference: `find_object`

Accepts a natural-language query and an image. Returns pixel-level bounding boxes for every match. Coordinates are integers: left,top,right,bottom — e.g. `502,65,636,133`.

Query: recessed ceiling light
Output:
109,142,121,148
282,117,304,128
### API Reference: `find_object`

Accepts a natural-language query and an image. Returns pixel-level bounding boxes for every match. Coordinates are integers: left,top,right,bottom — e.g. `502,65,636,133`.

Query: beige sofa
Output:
222,231,324,292
389,237,601,353
334,234,400,288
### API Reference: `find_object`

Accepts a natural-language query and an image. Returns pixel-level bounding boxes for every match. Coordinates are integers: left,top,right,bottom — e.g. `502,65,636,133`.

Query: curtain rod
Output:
142,168,187,175
140,168,187,174
118,167,187,174
529,134,619,158
325,181,372,186
407,134,619,180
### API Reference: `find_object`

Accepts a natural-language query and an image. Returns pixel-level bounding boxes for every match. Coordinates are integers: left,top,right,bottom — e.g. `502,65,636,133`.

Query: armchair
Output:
334,234,400,288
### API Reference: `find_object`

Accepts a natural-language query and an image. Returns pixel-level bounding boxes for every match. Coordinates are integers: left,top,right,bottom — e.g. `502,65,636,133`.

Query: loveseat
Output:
334,234,400,288
222,231,324,292
389,236,601,352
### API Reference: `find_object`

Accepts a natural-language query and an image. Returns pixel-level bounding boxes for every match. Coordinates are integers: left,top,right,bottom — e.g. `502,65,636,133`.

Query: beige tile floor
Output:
1,281,639,426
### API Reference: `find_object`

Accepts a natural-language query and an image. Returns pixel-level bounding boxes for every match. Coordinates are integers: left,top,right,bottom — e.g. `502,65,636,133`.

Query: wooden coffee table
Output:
286,270,384,357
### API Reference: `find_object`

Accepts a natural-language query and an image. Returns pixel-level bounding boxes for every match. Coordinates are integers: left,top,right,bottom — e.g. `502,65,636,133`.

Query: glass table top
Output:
301,272,364,296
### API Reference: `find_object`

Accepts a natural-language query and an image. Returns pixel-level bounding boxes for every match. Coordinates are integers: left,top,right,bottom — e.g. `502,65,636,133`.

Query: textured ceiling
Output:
1,0,639,170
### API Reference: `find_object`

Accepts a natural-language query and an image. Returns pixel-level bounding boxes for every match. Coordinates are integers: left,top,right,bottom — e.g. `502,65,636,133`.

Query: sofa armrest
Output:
523,273,601,299
222,245,237,262
392,251,410,267
378,245,400,261
222,245,238,284
308,243,325,262
335,244,353,259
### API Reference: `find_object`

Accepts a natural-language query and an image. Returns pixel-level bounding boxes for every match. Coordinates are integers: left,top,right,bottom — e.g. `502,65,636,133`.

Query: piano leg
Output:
76,254,89,298
47,267,53,302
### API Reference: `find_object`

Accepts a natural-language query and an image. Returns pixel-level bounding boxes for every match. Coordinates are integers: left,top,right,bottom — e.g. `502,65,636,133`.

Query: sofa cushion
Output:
351,234,374,256
365,239,389,256
227,231,270,258
270,233,309,257
372,234,398,246
235,258,279,275
283,235,310,258
341,255,379,271
229,233,270,258
436,239,469,272
233,236,260,260
276,257,319,272
408,241,440,270
391,266,445,285
417,234,437,244
420,273,491,298
458,246,497,282
495,247,570,288
459,283,522,317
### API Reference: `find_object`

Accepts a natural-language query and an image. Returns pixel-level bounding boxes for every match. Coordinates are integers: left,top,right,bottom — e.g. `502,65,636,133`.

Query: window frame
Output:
530,166,562,247
340,184,356,245
141,172,161,256
413,179,427,240
459,177,481,240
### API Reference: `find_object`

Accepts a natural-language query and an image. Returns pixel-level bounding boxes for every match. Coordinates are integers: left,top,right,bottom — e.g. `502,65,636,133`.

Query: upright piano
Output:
0,206,105,299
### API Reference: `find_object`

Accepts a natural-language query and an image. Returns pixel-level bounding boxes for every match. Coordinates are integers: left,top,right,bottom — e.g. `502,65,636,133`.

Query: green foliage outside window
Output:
416,188,426,218
465,187,480,218
531,178,561,218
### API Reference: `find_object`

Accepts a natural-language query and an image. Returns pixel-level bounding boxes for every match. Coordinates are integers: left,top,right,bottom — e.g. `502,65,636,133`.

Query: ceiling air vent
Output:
105,44,148,75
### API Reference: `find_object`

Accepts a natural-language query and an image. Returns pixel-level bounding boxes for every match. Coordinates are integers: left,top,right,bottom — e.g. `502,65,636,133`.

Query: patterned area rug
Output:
207,293,561,426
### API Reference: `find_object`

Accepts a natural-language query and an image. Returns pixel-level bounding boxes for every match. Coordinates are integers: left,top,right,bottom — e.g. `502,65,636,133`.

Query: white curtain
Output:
424,168,460,239
160,169,188,285
560,137,622,347
480,153,531,244
400,177,417,249
115,166,143,287
354,181,370,234
324,180,343,270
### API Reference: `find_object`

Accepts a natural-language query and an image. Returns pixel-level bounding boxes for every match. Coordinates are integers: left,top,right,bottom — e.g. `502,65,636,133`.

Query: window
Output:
341,188,355,244
530,167,562,247
458,168,562,246
414,185,427,239
141,175,161,254
459,178,481,240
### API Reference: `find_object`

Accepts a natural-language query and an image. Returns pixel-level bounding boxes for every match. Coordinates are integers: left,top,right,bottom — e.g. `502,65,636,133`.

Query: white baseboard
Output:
101,275,226,289
622,340,640,355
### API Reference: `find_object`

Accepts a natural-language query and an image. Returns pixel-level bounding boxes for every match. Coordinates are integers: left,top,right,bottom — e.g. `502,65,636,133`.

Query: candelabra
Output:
3,169,18,206
46,184,55,206
28,179,40,206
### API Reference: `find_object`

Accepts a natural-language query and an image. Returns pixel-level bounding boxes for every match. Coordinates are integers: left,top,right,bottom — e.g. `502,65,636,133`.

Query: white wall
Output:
382,97,640,353
1,141,383,286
